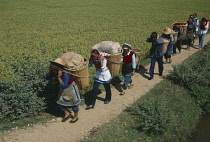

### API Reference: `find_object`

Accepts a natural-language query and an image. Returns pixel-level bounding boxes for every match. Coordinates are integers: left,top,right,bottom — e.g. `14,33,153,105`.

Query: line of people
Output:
187,13,209,50
46,14,209,123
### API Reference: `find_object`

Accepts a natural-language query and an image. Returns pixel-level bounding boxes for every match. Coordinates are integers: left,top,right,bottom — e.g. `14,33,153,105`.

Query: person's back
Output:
146,32,164,80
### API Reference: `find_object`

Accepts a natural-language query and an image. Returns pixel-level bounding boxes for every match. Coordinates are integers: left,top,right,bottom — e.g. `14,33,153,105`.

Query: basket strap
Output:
106,59,121,64
65,71,89,78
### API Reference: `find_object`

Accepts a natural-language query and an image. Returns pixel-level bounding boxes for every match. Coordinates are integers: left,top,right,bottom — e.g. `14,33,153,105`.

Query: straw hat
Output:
162,27,174,34
49,58,65,70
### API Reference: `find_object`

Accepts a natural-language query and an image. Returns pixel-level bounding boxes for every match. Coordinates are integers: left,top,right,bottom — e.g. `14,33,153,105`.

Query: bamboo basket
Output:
69,58,89,90
172,22,188,41
107,52,122,77
132,49,142,70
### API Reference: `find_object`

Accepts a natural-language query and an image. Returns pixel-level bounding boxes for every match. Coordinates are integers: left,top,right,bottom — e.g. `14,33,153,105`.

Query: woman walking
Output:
173,25,183,54
161,27,174,63
86,49,112,109
46,58,81,123
186,17,196,50
198,17,209,49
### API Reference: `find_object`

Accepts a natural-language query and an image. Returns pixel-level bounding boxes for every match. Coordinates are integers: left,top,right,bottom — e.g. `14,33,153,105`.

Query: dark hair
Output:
161,33,170,39
187,17,193,24
91,49,99,53
201,17,207,22
150,32,158,40
193,13,197,16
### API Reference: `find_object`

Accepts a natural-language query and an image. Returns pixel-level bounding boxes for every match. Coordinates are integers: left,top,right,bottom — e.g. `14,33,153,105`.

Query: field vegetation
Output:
0,0,210,124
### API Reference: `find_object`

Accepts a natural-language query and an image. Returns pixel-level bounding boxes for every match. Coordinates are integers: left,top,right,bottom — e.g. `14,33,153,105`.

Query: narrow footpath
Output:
1,35,210,142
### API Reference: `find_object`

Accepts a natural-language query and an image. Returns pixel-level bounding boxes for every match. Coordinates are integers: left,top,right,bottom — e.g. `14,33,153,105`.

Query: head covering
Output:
49,58,65,71
122,43,131,50
91,50,101,57
162,27,174,35
201,17,207,22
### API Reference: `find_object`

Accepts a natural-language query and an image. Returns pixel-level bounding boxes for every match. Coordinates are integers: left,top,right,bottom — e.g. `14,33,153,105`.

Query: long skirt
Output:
57,81,81,106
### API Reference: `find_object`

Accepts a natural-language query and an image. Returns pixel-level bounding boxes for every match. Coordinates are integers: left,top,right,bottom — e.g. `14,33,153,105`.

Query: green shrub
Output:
129,80,201,141
0,92,46,122
0,46,56,122
168,42,210,112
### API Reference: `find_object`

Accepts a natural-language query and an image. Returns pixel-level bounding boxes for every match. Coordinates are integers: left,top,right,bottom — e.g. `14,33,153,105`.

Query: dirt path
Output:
1,35,210,142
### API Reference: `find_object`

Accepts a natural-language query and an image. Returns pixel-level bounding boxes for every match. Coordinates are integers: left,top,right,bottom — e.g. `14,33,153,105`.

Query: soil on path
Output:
1,35,210,142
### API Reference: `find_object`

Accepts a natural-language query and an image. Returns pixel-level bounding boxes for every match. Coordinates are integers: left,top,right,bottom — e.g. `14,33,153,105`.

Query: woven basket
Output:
172,22,188,40
69,58,89,90
132,49,142,69
107,52,122,77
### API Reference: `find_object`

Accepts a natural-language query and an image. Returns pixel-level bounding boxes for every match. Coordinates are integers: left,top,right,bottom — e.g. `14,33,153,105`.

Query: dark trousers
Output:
187,39,193,47
91,81,111,106
58,105,79,112
149,56,163,79
176,40,182,51
173,43,177,54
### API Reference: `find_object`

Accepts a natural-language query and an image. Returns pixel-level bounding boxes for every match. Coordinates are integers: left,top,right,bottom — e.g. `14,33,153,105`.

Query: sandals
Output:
119,89,125,95
85,105,94,110
61,114,73,122
70,118,79,123
128,83,134,89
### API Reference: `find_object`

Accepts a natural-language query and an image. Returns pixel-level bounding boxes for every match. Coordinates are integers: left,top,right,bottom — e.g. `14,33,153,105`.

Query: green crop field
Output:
0,0,210,122
1,0,209,59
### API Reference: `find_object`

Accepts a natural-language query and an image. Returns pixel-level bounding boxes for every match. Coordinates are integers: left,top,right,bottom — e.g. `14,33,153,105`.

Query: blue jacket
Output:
147,38,164,58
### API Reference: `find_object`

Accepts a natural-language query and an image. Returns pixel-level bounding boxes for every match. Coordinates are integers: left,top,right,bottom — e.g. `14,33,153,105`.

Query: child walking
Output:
120,43,136,95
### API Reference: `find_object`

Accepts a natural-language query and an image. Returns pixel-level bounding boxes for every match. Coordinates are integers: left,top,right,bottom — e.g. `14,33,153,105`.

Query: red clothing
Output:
93,60,108,69
123,51,134,63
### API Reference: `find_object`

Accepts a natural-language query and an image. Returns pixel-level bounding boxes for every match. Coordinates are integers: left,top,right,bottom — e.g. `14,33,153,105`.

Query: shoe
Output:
128,83,134,89
119,89,125,95
70,118,79,123
148,77,153,80
85,106,94,110
61,114,73,122
159,73,162,76
104,101,110,104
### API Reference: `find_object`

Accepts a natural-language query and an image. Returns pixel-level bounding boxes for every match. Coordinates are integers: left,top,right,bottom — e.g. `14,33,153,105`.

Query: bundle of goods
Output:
131,49,142,70
93,41,122,54
172,22,188,40
93,41,122,77
60,52,89,90
161,38,170,53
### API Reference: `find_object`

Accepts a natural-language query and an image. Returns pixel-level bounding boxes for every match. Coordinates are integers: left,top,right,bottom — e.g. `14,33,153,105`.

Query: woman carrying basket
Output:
46,58,82,123
86,49,112,109
186,17,196,50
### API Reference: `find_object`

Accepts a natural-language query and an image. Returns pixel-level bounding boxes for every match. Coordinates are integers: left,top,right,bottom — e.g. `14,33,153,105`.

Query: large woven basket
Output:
172,22,188,40
132,49,141,69
107,52,122,77
69,58,89,90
